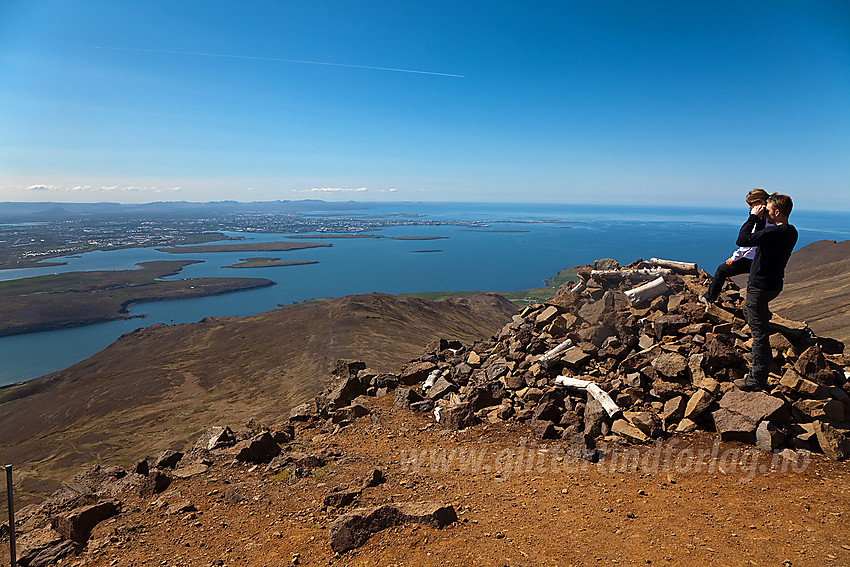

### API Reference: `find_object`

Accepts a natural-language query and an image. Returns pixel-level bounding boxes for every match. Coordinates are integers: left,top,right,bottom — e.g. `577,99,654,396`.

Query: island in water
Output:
223,257,319,269
156,241,331,254
0,260,274,337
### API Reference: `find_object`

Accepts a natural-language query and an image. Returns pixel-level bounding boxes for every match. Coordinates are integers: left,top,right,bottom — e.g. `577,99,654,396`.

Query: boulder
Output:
153,449,183,470
332,403,371,424
626,411,663,438
529,419,558,439
583,397,607,438
654,314,689,339
795,346,836,386
561,429,599,462
394,387,424,409
336,359,367,378
329,502,457,552
289,400,318,422
399,361,437,386
138,470,171,497
426,376,457,400
326,374,368,410
234,432,281,464
535,305,561,327
594,258,620,271
792,399,845,423
324,488,360,509
560,346,591,368
197,426,236,451
651,352,688,379
611,419,650,443
51,500,119,546
467,382,505,410
718,389,789,424
660,396,686,428
684,389,715,420
813,421,850,461
711,408,760,443
704,335,745,370
755,421,785,452
439,402,477,431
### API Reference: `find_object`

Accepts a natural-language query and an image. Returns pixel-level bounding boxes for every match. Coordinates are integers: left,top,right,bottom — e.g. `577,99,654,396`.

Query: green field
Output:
400,266,577,305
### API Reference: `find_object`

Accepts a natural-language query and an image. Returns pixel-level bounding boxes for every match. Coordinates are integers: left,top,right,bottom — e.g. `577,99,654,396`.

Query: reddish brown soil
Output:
29,394,850,567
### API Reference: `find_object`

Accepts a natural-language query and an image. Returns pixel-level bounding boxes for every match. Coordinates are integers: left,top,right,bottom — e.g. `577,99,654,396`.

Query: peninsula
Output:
156,241,331,254
0,260,275,336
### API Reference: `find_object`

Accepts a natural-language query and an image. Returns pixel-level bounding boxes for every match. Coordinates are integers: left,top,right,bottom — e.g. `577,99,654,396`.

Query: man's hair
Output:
746,188,769,205
768,193,793,216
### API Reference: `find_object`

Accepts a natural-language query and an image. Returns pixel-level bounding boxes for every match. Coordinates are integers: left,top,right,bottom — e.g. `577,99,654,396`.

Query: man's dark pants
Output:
743,285,781,384
707,258,752,301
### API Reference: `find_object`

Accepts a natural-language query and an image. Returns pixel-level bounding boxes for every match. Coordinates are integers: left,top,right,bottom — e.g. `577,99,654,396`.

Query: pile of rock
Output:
305,257,850,461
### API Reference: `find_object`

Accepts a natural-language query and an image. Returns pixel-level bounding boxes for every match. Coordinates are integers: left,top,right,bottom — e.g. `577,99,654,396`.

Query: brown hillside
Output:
772,239,850,347
730,239,850,346
0,292,517,506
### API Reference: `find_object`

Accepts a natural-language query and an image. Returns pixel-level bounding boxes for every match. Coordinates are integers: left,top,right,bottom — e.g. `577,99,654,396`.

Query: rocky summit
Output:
372,256,849,458
5,255,850,566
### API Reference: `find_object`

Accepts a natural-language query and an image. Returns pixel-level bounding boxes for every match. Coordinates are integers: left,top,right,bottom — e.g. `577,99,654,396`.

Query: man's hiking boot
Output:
698,294,713,306
734,374,760,392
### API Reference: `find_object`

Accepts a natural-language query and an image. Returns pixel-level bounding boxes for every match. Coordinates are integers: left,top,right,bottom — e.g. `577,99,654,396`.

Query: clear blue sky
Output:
1,1,848,209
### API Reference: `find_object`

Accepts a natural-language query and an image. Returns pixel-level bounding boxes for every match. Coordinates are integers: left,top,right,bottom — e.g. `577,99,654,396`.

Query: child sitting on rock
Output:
700,188,770,305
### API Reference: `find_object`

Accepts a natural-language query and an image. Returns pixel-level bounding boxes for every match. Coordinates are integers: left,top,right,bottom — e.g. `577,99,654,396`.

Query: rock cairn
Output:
301,257,850,461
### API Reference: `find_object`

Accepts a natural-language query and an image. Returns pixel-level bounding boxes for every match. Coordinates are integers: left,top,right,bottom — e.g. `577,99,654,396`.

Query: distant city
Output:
0,201,487,269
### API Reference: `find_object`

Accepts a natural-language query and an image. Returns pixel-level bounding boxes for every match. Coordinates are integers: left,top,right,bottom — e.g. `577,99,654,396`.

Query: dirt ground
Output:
20,393,849,567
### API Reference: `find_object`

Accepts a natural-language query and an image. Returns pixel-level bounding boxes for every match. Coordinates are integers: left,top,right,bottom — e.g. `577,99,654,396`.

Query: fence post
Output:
5,465,14,567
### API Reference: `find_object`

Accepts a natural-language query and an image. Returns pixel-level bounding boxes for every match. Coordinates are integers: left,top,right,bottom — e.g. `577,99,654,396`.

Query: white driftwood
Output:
555,376,620,417
422,369,440,392
649,258,698,273
591,268,671,281
539,338,574,363
624,276,669,307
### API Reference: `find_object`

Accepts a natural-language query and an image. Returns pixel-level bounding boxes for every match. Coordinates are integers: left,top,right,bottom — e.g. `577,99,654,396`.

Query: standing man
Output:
733,193,797,391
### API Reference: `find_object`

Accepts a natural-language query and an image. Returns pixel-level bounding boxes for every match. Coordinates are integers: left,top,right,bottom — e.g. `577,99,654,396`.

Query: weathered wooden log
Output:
555,376,620,417
649,258,698,274
539,338,574,363
624,276,669,307
591,268,671,282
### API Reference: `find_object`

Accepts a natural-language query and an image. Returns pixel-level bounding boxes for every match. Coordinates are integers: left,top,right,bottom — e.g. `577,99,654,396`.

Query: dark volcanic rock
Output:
328,502,458,553
439,402,477,431
529,419,558,439
399,361,438,386
651,352,688,379
153,449,183,470
394,387,424,409
234,431,281,464
51,500,119,546
795,345,836,386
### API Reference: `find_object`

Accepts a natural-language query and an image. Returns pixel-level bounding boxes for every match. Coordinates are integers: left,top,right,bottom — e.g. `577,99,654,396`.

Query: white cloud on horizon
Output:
304,187,369,193
25,184,181,194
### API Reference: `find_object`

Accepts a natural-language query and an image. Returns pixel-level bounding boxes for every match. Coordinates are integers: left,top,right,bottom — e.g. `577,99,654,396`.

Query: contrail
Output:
91,46,464,78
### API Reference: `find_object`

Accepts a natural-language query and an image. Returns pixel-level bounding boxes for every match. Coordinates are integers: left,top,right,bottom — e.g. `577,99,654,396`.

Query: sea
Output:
2,202,849,386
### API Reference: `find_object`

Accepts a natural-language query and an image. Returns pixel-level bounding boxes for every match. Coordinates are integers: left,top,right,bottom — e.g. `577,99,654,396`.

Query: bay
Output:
1,202,848,385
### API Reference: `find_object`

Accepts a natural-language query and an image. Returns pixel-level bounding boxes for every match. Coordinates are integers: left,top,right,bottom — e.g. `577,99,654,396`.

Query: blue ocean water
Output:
1,203,848,385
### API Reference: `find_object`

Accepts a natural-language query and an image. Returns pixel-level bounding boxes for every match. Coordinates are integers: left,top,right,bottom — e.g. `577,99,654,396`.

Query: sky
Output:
0,1,848,209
